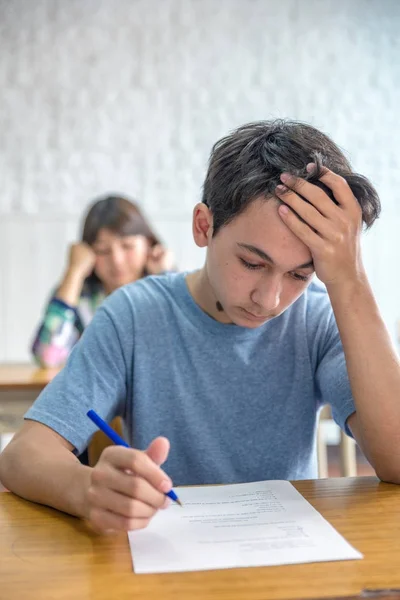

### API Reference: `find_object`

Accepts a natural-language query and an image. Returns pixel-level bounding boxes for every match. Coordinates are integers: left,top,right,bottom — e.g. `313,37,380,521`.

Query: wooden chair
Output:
88,417,124,467
317,405,357,478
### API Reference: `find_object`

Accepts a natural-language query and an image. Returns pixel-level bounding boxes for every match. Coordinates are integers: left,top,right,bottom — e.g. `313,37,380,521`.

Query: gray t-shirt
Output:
25,272,355,485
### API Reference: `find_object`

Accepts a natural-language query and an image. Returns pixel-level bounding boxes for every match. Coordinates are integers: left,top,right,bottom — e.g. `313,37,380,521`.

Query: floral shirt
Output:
32,283,105,367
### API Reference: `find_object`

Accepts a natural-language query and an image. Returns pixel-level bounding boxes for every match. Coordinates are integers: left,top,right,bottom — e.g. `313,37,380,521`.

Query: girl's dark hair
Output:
202,120,381,236
82,194,160,286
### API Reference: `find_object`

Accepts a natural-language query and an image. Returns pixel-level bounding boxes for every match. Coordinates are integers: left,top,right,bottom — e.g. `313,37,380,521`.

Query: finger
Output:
100,445,172,492
85,520,117,536
89,507,151,533
145,436,170,466
307,165,358,211
150,245,163,259
276,186,334,238
88,484,168,519
93,464,170,509
278,204,325,249
279,173,339,218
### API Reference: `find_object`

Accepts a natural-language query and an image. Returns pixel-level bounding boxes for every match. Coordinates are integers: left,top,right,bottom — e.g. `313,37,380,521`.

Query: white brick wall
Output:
0,0,399,360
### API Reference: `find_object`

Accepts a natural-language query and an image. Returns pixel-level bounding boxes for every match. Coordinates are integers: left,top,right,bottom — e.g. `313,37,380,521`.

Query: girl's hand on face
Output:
146,245,175,275
67,243,97,279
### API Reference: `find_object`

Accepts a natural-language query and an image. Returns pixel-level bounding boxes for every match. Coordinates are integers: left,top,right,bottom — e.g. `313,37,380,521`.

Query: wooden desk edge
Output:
0,382,50,391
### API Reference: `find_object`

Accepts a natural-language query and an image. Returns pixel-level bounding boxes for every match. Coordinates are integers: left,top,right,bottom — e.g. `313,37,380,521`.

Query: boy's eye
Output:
291,272,310,282
240,258,263,271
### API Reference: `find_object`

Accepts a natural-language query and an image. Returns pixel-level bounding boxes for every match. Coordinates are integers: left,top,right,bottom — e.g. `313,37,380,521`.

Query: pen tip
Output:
176,499,183,507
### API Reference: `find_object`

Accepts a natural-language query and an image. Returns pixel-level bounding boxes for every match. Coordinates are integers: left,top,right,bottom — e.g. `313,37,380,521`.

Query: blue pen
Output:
87,409,182,507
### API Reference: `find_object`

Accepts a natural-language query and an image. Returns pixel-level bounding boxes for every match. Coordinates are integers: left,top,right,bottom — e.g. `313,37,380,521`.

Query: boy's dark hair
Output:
202,120,381,236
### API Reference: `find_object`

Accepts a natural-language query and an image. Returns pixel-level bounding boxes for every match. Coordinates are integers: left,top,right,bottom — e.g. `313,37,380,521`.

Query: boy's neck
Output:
185,269,232,324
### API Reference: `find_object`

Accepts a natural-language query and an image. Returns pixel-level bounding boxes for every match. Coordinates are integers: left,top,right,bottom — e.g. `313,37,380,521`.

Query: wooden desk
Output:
0,364,60,435
1,477,399,600
0,364,60,391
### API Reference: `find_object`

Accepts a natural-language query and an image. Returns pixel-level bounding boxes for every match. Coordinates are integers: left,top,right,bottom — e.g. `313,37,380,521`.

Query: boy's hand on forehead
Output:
275,164,364,287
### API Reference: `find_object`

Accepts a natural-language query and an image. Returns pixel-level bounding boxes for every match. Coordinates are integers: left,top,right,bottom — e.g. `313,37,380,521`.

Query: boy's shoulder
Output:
125,271,185,303
104,272,186,319
304,279,330,304
299,279,336,338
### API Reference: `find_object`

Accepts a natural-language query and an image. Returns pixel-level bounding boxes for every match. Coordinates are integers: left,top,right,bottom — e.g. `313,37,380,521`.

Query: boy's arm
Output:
0,419,173,531
277,167,400,483
0,420,91,517
327,275,400,483
1,289,173,531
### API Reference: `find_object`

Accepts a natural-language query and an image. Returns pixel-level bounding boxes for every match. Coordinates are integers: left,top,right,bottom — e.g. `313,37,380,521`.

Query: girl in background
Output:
32,195,174,368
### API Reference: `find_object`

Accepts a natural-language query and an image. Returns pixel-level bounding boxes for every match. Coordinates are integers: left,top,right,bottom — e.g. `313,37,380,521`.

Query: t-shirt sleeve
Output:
315,313,356,437
24,293,131,454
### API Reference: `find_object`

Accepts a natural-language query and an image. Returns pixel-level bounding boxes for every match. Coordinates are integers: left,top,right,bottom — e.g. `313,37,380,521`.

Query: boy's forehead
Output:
225,197,283,233
222,197,313,266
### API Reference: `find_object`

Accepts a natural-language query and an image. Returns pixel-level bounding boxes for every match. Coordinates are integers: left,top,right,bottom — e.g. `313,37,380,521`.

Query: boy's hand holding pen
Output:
85,410,181,535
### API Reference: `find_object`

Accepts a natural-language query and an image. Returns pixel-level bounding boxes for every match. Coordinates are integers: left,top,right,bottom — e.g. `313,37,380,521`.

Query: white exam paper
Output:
128,480,362,574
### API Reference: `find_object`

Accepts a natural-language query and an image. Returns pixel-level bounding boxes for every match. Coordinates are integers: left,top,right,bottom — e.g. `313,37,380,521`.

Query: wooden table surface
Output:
0,364,60,390
1,477,399,600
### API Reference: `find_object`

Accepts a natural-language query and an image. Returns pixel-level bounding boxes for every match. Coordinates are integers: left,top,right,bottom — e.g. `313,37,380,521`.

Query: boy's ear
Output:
192,203,213,248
